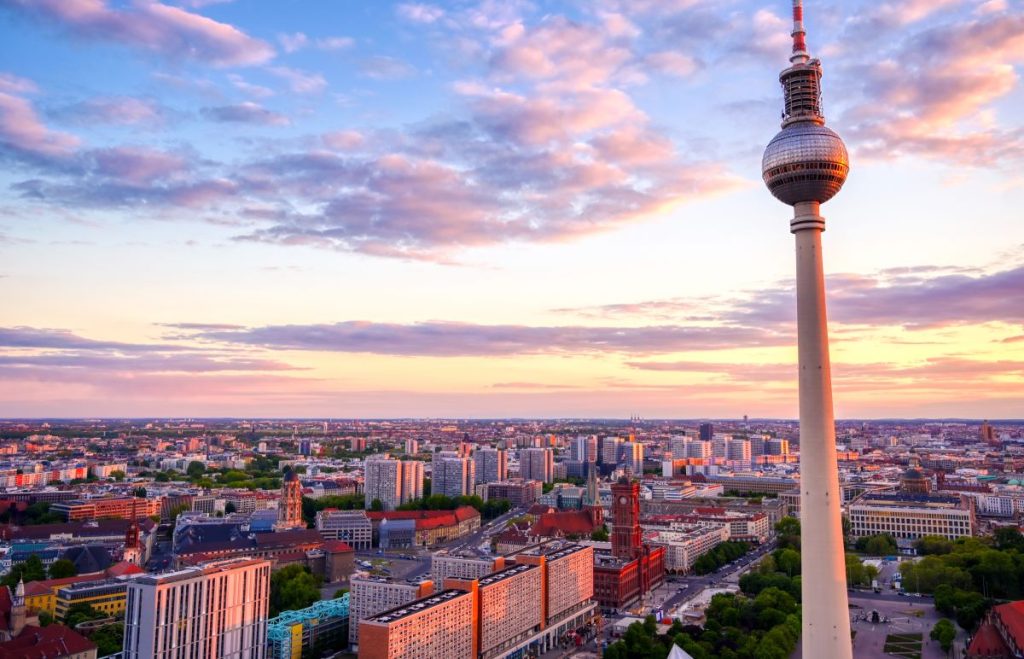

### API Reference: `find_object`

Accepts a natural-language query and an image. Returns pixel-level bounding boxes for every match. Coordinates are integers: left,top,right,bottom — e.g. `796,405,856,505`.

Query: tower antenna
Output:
790,0,809,64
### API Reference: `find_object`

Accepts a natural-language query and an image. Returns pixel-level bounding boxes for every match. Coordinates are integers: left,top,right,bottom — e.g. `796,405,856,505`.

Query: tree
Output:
915,535,954,555
591,525,609,542
109,469,126,482
224,501,237,515
930,618,956,655
169,503,191,523
370,498,384,512
90,623,124,657
774,549,801,577
48,559,77,580
3,554,46,587
63,602,105,628
774,517,800,550
132,487,147,498
186,461,206,478
269,565,322,617
38,611,53,627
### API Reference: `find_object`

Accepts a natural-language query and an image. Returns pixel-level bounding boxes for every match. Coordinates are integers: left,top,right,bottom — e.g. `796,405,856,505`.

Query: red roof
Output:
967,620,1010,657
994,601,1024,650
367,506,479,531
0,624,97,658
106,561,144,577
323,540,354,553
530,511,598,538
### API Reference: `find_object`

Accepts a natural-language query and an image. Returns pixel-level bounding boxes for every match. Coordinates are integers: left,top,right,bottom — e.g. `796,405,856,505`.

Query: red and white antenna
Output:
790,0,810,64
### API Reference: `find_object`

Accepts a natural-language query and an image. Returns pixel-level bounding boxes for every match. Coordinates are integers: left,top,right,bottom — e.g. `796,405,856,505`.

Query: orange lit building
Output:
51,497,160,522
359,589,476,659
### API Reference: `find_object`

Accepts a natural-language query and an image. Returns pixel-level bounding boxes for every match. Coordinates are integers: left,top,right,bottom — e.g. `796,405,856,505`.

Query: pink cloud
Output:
91,147,188,184
396,3,444,24
0,92,80,157
0,73,38,94
56,96,164,125
267,66,327,93
3,0,274,67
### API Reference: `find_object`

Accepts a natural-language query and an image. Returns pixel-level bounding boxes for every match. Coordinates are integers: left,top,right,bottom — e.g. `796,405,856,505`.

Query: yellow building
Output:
54,579,132,620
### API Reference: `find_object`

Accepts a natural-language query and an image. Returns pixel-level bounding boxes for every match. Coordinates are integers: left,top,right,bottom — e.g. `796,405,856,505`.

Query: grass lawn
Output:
883,632,923,659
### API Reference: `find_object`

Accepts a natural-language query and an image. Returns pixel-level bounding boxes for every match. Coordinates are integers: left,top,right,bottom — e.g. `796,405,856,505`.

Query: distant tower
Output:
762,1,852,657
583,464,604,527
10,578,26,637
123,498,143,565
278,468,304,529
610,476,641,560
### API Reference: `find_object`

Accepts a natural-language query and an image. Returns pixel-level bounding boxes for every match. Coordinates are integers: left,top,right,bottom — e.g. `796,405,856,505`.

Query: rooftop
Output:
365,589,469,625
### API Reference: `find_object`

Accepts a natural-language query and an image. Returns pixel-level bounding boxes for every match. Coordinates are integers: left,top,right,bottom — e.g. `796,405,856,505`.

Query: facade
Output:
348,577,434,648
267,595,350,659
358,589,475,659
520,448,554,483
473,449,508,485
316,509,373,550
437,456,475,497
368,506,481,547
470,563,544,658
52,497,160,522
594,477,666,610
276,468,304,530
399,460,424,503
123,558,271,659
483,479,542,506
55,578,133,620
648,525,731,573
621,442,644,475
600,438,623,466
848,493,977,541
570,436,598,464
364,458,402,511
966,600,1024,658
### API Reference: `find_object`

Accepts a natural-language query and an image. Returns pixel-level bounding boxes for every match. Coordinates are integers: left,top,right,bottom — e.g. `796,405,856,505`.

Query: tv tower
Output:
762,1,851,657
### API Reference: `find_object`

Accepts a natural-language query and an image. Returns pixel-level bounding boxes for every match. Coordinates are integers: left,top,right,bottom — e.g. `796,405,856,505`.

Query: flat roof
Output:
365,589,469,625
478,562,536,588
132,558,267,586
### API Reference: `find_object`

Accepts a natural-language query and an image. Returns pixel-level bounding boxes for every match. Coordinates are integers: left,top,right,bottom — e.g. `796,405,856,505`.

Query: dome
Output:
762,123,849,205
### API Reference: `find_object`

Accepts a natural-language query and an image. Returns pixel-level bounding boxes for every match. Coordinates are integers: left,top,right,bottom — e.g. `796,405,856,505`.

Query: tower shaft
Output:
792,201,852,659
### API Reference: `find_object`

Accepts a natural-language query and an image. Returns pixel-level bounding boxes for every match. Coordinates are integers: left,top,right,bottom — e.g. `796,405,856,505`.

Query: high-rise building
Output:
435,456,474,497
594,478,666,609
123,558,271,659
349,577,434,648
404,439,419,455
570,436,598,463
364,457,402,511
685,440,712,459
698,423,714,441
399,460,424,503
599,437,623,466
520,448,554,483
980,421,998,445
761,1,852,655
316,509,373,550
358,589,475,659
473,448,507,485
726,439,751,462
621,442,644,474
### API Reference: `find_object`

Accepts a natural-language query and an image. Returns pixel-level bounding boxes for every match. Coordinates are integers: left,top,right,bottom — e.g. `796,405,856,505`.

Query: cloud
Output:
559,263,1024,330
226,74,274,99
359,56,416,80
0,0,274,67
0,91,80,158
90,146,188,184
50,96,165,126
0,326,170,352
196,321,788,356
268,66,327,93
277,32,353,52
201,102,289,125
0,73,38,94
396,3,444,24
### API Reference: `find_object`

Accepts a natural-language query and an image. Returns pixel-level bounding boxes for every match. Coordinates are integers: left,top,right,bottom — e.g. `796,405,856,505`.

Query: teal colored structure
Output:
267,594,350,659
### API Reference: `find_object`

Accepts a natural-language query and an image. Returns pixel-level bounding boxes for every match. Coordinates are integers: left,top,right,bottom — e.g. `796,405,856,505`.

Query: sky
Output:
0,0,1022,419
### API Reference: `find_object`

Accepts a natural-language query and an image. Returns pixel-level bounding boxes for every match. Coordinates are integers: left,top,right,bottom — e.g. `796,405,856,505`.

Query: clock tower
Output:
611,476,641,560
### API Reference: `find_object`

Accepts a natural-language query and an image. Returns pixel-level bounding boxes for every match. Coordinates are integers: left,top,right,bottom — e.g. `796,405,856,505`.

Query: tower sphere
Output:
762,122,849,206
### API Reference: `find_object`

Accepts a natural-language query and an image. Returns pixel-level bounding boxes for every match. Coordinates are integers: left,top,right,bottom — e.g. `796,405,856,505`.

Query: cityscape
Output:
1,1,1023,659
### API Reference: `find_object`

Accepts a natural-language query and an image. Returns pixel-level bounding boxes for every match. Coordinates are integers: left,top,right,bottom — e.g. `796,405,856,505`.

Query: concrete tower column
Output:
792,200,852,658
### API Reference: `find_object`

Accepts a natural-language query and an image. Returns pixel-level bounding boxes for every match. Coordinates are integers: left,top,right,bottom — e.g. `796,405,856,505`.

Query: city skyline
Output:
1,0,1022,419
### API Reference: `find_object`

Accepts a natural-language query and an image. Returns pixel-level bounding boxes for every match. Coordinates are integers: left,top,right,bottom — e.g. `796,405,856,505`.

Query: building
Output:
276,468,304,530
358,589,475,659
349,577,434,648
22,562,143,617
520,448,554,483
704,474,799,495
647,524,731,573
699,424,714,442
399,460,424,503
600,438,623,466
123,558,271,659
316,509,373,550
267,595,350,659
966,599,1024,658
593,478,666,611
0,624,96,659
431,555,504,583
474,449,508,485
571,436,598,464
483,479,542,506
726,439,752,462
848,493,977,541
404,439,419,455
621,442,644,475
436,456,475,497
364,457,402,511
360,543,596,659
367,506,481,547
55,577,134,620
51,497,159,522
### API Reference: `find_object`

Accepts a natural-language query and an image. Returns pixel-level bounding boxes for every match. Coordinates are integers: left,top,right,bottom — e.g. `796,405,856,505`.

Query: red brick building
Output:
592,477,665,611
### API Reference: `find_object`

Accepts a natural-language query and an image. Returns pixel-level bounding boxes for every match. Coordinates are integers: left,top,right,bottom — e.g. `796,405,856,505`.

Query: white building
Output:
316,509,373,550
473,448,508,485
364,457,402,511
848,493,977,541
349,576,434,648
649,524,731,573
520,448,554,483
123,558,270,659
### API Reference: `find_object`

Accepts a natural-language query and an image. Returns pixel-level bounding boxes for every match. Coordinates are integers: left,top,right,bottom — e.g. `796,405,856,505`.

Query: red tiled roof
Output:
995,601,1024,650
0,624,97,658
967,620,1010,657
323,540,354,553
106,561,144,577
367,506,479,531
530,511,598,538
